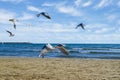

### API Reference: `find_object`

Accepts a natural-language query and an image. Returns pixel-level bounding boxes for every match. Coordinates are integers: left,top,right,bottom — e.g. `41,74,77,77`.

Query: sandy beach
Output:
0,58,120,80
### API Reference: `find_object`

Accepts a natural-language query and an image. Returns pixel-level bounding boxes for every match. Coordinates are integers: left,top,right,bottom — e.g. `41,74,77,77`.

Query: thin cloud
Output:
0,9,16,24
42,2,56,7
86,23,115,34
43,2,81,16
0,0,23,3
117,20,120,25
42,1,82,16
82,0,92,7
94,28,113,34
95,0,112,9
18,13,34,20
81,34,120,43
57,6,81,16
41,28,76,33
117,1,120,7
23,21,78,33
106,14,117,22
27,5,45,12
74,0,81,7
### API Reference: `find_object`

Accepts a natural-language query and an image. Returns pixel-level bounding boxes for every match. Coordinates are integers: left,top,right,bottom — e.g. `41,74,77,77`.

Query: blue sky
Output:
0,0,120,43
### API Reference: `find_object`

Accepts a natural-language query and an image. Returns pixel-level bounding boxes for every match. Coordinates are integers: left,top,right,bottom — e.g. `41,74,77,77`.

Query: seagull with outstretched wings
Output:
39,43,69,58
36,12,51,19
76,23,85,30
9,19,18,29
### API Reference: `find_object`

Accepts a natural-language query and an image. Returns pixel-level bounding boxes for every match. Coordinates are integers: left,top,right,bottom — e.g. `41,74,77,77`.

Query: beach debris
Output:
9,18,18,29
39,43,69,58
76,23,85,30
6,30,14,37
36,12,51,19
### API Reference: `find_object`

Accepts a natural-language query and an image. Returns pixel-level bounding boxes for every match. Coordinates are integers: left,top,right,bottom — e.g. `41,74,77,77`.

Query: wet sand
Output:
0,58,120,80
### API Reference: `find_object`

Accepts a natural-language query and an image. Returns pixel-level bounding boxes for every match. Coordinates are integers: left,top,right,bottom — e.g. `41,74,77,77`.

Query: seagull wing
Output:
40,45,48,58
40,48,48,58
40,44,55,58
81,24,85,30
9,19,14,22
55,44,69,55
6,30,12,35
41,12,51,19
13,22,16,29
44,14,51,19
6,30,14,37
41,47,49,54
75,25,80,29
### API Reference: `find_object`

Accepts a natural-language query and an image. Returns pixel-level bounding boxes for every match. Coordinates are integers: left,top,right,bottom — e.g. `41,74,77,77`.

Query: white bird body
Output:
46,43,55,50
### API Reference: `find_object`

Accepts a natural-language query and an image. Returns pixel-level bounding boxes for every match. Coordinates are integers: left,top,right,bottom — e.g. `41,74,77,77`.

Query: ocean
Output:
0,43,120,59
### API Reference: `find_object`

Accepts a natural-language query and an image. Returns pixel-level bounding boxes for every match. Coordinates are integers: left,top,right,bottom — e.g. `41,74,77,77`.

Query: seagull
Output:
76,23,85,30
9,19,18,29
39,43,69,58
36,12,51,19
6,30,14,37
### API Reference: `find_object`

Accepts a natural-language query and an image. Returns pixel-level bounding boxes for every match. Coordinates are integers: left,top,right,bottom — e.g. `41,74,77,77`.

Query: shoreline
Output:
0,56,120,60
0,58,120,80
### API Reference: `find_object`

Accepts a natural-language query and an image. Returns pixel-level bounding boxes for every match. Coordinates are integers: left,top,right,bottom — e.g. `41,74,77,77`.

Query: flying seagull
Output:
76,23,85,30
36,12,51,19
6,30,14,37
39,43,69,58
9,19,18,29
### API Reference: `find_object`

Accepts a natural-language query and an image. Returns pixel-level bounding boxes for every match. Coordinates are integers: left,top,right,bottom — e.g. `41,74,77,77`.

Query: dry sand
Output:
0,58,120,80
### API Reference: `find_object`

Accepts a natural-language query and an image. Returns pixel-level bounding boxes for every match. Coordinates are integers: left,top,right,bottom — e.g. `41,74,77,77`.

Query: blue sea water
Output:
0,43,120,59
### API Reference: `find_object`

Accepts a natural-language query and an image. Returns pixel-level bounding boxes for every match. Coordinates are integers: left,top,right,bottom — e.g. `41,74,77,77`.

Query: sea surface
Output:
0,43,120,59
